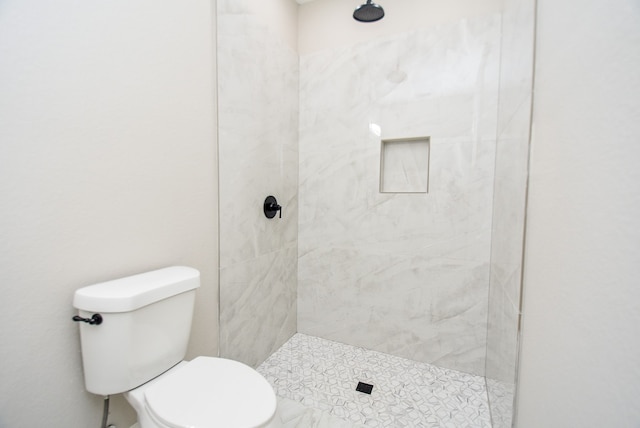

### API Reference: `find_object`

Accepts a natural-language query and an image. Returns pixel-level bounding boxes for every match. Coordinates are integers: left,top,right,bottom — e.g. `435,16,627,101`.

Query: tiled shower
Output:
217,0,534,426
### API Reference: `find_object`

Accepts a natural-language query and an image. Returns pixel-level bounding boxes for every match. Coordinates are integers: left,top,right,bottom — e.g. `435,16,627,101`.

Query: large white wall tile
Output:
218,2,298,367
298,15,501,376
485,0,535,424
220,246,298,367
496,0,536,136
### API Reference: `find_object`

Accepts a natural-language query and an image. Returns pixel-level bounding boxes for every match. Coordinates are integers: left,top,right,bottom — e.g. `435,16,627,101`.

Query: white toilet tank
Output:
73,266,200,395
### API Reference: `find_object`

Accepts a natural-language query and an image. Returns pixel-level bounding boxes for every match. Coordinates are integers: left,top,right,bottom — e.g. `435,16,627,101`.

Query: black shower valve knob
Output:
269,203,282,218
264,196,282,219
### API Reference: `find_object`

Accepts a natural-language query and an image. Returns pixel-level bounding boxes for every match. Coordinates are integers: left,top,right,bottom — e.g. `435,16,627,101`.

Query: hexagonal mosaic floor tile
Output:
258,334,491,427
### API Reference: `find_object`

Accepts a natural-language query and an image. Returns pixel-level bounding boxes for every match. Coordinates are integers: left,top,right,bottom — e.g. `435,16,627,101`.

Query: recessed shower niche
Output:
379,137,430,193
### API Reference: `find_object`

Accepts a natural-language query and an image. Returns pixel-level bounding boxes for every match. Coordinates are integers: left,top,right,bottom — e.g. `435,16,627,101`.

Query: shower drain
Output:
356,381,374,394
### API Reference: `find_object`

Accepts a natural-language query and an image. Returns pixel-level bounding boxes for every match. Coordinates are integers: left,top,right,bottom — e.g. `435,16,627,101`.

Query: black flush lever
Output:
264,195,282,219
72,314,103,325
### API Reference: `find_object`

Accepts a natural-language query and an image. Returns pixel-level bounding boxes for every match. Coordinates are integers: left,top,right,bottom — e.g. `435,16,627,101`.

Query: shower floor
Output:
258,333,491,428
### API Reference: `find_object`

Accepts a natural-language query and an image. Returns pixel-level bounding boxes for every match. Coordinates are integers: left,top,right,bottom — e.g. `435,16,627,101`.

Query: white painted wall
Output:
516,0,640,426
0,1,218,427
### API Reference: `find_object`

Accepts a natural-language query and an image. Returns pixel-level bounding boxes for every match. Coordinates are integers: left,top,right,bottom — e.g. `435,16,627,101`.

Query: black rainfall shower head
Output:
353,0,385,23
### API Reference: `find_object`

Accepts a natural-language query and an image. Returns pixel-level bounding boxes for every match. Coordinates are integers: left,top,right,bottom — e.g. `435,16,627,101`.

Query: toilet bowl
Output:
125,357,277,428
72,266,277,428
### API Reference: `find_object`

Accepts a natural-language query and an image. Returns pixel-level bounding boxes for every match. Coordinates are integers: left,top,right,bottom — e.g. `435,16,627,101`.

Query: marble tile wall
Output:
297,16,502,377
217,1,298,368
485,0,535,425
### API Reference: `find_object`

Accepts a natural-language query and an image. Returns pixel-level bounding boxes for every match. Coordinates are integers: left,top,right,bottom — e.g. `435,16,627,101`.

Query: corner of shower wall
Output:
485,0,535,425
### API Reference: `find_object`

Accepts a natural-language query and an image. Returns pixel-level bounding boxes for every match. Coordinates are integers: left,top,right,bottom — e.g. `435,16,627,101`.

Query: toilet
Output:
73,266,277,428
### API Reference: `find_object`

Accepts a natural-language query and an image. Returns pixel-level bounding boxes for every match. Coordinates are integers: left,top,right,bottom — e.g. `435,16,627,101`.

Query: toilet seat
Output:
143,356,277,428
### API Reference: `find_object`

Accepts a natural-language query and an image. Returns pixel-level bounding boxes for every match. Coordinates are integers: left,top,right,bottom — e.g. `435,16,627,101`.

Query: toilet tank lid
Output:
73,266,200,313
